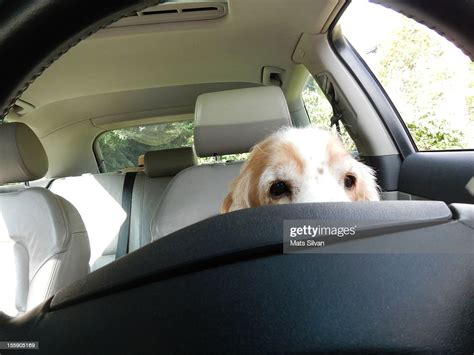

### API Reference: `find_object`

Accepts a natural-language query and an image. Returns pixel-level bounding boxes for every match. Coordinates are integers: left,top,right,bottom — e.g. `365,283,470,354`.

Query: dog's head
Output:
221,126,380,213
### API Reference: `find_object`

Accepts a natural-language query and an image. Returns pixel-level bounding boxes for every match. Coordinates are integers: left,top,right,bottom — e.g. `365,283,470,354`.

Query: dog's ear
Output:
220,138,272,213
353,162,380,201
220,154,259,213
221,192,234,213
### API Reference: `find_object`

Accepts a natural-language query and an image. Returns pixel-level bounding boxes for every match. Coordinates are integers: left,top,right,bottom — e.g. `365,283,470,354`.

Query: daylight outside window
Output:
302,76,357,152
96,121,248,172
340,0,474,151
96,121,194,172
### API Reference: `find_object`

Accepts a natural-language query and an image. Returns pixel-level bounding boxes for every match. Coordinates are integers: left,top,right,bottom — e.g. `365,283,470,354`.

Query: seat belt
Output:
45,178,57,189
116,172,137,259
330,109,343,136
326,83,343,137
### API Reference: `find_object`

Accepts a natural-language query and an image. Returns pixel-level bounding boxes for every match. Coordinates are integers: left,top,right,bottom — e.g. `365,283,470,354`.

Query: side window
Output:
340,0,474,151
302,76,357,152
96,121,193,172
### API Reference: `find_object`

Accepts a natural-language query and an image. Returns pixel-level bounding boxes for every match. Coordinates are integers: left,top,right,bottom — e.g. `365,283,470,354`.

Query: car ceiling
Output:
9,0,343,137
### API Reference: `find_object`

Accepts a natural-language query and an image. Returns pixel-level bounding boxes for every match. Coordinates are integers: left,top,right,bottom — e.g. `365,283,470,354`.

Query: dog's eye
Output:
269,181,290,197
344,174,356,189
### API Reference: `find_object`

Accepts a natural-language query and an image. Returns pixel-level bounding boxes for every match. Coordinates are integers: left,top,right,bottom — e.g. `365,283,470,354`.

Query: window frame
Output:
92,136,107,173
92,121,251,172
328,3,418,159
327,1,474,202
330,2,474,155
93,120,194,173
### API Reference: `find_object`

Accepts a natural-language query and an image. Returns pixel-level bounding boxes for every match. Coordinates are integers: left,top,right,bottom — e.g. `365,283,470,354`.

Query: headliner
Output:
13,0,342,135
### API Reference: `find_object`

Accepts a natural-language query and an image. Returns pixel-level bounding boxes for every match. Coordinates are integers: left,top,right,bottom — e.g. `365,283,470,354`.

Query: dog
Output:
221,126,380,213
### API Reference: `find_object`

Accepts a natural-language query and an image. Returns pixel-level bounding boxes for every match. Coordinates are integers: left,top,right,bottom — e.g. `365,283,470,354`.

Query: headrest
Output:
144,147,196,177
0,122,48,184
194,86,292,157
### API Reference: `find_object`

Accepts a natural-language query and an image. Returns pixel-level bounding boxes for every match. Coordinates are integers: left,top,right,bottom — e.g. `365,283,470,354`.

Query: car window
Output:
96,121,248,172
96,121,194,172
340,0,474,151
302,76,357,152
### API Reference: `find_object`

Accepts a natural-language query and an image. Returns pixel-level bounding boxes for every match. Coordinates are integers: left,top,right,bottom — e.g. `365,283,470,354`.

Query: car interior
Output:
0,0,472,353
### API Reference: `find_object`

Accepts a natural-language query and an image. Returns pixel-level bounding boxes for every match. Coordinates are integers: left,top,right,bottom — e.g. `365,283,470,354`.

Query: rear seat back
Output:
0,123,90,315
152,162,243,239
51,173,125,270
152,86,292,240
130,148,196,251
51,147,195,271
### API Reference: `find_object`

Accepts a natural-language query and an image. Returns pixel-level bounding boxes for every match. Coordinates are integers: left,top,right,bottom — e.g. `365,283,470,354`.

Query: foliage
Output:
302,77,357,152
97,121,194,172
302,77,333,128
406,119,464,150
353,13,473,150
97,121,248,172
198,153,249,165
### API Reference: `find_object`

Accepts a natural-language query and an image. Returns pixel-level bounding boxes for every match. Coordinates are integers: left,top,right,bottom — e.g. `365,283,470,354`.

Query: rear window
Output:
95,121,248,172
96,121,193,172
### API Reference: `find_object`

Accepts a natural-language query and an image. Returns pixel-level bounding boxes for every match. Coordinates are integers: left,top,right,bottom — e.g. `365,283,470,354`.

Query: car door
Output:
331,0,474,204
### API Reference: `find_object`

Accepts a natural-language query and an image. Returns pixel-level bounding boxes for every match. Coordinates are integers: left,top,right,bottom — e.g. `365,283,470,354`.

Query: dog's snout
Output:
297,180,351,203
298,192,350,203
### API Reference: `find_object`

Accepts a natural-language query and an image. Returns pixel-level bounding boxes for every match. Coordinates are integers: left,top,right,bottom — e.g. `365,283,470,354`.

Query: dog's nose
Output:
298,192,350,203
298,180,350,203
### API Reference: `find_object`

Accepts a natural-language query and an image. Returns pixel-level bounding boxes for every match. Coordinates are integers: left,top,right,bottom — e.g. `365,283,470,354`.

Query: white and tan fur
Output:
221,126,379,213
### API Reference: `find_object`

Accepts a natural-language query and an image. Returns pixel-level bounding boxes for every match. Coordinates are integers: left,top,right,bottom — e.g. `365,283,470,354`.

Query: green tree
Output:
97,121,194,171
97,121,248,171
363,16,471,150
303,77,356,151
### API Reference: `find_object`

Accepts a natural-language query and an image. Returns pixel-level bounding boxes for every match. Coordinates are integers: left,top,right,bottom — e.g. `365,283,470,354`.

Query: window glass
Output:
302,76,357,152
96,121,193,172
340,0,474,150
198,153,249,165
96,121,248,172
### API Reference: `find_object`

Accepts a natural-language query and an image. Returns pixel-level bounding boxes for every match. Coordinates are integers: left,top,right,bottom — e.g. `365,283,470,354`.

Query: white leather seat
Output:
152,86,292,240
132,148,196,250
50,172,127,270
0,122,90,316
51,147,195,270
